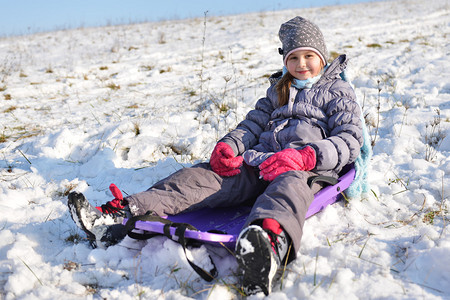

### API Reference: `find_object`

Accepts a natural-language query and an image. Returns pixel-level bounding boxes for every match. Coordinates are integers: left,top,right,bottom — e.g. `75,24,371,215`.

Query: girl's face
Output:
286,50,323,80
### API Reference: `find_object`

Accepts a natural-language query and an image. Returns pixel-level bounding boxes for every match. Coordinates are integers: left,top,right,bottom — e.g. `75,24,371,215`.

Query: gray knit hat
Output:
278,16,328,66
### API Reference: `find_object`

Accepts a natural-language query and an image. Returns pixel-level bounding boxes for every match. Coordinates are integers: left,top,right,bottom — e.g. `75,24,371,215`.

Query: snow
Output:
0,0,449,298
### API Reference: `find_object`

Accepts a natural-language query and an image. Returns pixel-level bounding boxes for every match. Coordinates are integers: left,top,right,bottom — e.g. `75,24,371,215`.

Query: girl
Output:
68,16,363,296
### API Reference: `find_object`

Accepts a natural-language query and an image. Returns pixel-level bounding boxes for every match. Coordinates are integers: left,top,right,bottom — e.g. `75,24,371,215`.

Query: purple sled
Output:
124,165,355,248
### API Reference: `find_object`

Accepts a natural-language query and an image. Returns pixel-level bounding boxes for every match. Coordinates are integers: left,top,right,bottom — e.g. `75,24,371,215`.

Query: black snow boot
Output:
67,191,130,248
235,225,290,296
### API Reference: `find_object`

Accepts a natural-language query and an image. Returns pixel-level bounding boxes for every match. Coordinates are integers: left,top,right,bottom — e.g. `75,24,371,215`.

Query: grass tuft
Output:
3,106,17,113
0,134,7,143
159,67,172,74
133,122,141,136
329,51,340,61
106,82,120,90
65,233,83,244
158,32,166,44
63,260,80,271
424,109,446,162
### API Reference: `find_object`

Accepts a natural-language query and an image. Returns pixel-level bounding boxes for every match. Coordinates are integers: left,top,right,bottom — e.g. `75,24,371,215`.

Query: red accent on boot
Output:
262,218,283,235
262,218,283,253
109,183,123,200
95,183,127,213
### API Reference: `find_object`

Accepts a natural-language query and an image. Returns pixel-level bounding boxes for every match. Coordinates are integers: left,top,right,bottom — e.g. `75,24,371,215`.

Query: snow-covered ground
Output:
1,0,449,298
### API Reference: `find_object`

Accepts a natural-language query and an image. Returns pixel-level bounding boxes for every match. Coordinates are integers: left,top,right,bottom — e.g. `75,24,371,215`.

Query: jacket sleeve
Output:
308,80,364,172
219,87,276,156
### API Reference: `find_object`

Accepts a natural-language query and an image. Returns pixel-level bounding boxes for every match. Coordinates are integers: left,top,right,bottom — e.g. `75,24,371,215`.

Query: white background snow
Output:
1,0,449,299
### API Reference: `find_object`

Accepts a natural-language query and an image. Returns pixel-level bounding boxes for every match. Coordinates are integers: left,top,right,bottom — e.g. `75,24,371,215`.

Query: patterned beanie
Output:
278,16,328,66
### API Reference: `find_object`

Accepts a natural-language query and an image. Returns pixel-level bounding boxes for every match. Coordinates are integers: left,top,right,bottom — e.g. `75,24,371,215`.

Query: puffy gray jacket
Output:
220,55,363,177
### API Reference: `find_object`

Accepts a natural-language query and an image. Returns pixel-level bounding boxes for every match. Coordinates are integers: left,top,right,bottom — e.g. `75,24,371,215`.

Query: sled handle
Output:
307,175,339,188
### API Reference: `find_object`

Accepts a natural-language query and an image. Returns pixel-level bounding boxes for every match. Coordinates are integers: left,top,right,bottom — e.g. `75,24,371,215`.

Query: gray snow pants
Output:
125,163,323,257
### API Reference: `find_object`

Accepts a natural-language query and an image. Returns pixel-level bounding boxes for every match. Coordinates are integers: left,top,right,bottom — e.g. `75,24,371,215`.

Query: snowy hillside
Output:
1,0,449,299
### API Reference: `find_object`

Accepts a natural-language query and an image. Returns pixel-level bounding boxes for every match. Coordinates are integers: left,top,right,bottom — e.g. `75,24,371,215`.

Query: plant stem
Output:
198,11,208,103
18,149,31,164
358,235,371,258
19,257,43,286
314,249,319,286
371,80,381,147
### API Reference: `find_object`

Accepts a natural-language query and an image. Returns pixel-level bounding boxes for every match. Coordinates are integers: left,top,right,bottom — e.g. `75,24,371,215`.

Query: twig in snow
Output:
280,241,293,291
18,149,31,164
439,173,447,240
371,80,381,147
198,11,209,103
314,249,319,286
358,233,373,258
19,257,43,286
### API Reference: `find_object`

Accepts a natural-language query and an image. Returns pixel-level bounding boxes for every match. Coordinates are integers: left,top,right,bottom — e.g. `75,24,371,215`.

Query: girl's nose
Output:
298,57,306,67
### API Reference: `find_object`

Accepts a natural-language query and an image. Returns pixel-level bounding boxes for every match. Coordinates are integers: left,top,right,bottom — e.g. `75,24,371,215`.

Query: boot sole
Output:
67,192,98,246
235,225,278,295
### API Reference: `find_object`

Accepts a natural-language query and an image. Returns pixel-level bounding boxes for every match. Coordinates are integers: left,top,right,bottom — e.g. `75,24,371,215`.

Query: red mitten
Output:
259,146,316,181
259,148,304,180
297,146,316,171
210,142,243,177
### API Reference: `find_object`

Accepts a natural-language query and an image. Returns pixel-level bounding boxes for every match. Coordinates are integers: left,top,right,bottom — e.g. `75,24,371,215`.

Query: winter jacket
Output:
220,54,363,177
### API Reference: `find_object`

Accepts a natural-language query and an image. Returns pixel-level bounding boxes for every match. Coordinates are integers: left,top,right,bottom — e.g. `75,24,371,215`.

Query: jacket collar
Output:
317,54,348,83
